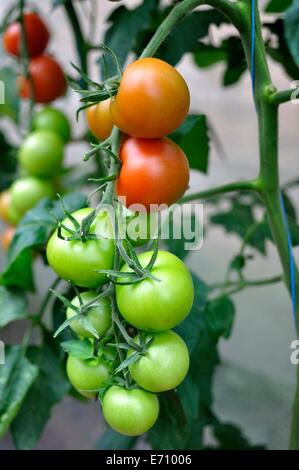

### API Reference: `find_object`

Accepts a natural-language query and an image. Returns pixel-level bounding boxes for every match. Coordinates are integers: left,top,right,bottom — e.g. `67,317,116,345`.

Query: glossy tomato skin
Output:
102,386,159,436
116,251,194,331
19,55,66,103
128,330,189,392
66,355,111,398
1,226,16,251
46,208,115,288
10,177,54,216
111,58,190,138
86,99,113,141
18,130,64,177
3,12,49,57
33,107,71,143
66,291,112,339
117,137,189,212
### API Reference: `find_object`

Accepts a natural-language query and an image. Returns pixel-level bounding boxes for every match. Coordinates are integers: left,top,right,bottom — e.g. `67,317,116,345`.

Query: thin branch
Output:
270,89,295,106
180,179,259,203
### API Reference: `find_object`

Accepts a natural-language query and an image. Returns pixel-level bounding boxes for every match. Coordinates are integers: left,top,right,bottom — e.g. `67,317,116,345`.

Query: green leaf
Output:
285,0,299,68
170,114,210,173
0,65,19,122
52,0,66,8
0,346,38,438
265,0,293,13
205,296,235,339
266,19,299,80
159,10,224,65
95,428,137,450
0,130,17,191
0,192,87,291
222,37,247,87
52,288,73,344
100,0,158,76
11,339,70,450
0,286,28,328
61,339,95,360
210,200,269,255
194,42,227,68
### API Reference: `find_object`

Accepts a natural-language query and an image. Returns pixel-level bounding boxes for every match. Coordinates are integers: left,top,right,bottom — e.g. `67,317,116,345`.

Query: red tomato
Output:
3,12,49,57
19,55,66,103
111,58,190,138
86,99,113,141
117,137,189,212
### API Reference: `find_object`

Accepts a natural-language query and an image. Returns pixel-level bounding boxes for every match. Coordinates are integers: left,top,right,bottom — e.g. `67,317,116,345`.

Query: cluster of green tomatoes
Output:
46,57,195,437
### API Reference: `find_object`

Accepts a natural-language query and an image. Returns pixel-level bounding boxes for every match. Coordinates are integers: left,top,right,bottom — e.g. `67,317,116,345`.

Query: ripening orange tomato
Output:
19,55,66,103
1,226,16,251
0,190,12,223
3,12,49,58
86,99,113,140
117,137,189,212
110,58,190,138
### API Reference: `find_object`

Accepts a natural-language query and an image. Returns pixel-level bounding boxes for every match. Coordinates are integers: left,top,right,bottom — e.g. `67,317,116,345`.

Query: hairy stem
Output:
64,0,88,75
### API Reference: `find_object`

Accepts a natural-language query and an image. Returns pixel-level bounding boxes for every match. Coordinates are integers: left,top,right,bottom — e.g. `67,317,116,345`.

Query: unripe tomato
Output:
86,99,113,141
19,55,66,103
66,291,112,339
0,191,12,223
3,12,49,58
111,58,190,138
7,202,23,225
1,226,16,251
10,176,54,216
33,107,71,143
116,251,194,331
18,130,64,177
128,330,189,392
102,386,159,436
46,208,115,288
117,137,189,212
66,355,111,398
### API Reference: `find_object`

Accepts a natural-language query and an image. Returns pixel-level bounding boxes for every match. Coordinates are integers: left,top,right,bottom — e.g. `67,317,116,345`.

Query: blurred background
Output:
0,0,298,450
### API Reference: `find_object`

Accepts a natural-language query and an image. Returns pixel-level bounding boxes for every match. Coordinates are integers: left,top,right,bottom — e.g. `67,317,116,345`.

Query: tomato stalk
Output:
138,0,299,449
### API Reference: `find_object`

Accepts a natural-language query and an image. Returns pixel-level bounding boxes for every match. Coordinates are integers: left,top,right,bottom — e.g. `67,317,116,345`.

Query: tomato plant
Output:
66,291,112,339
1,0,299,455
86,99,113,141
19,55,66,103
18,130,64,177
117,137,190,212
116,251,194,331
110,58,190,138
128,330,190,392
102,386,160,436
32,107,71,143
10,176,55,216
66,355,112,399
3,11,49,57
46,208,115,288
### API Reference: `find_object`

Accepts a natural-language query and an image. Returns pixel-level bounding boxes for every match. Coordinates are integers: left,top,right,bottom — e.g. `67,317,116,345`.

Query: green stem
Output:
180,179,258,203
211,274,282,292
270,89,294,106
64,0,88,75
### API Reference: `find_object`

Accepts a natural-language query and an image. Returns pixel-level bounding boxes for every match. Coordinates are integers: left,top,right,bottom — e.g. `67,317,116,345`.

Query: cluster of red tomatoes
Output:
3,11,66,103
46,58,195,436
0,107,70,250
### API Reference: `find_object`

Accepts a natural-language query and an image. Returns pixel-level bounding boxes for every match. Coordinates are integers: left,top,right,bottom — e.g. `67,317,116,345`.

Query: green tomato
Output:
18,130,64,177
116,250,194,331
7,201,23,225
33,107,71,143
67,291,112,339
128,330,189,392
102,385,159,436
66,355,111,398
10,176,54,216
46,207,115,288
